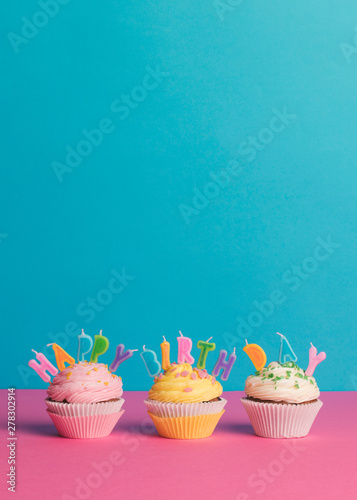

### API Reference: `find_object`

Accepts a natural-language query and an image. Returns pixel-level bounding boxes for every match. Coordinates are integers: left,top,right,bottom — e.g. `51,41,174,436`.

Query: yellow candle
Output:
243,339,267,370
160,336,171,371
48,343,75,371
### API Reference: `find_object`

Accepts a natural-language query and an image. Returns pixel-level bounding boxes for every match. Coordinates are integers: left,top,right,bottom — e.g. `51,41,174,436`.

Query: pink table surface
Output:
0,390,356,500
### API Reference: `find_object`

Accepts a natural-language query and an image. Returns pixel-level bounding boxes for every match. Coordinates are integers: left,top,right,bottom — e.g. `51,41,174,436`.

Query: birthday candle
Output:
243,340,267,370
77,329,93,362
160,336,171,371
90,330,109,363
177,331,194,364
305,343,326,376
197,337,216,369
109,344,138,372
212,348,237,381
140,345,161,377
277,332,297,364
47,343,75,371
28,350,58,382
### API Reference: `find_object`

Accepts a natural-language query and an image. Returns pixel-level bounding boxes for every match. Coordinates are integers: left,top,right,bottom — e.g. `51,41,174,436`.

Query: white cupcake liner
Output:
144,398,227,418
45,398,125,417
241,397,323,438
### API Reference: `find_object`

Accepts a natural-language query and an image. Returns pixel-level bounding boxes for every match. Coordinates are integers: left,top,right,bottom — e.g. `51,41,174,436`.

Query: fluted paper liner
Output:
241,398,323,438
47,409,124,438
144,398,227,418
45,398,124,417
148,410,225,439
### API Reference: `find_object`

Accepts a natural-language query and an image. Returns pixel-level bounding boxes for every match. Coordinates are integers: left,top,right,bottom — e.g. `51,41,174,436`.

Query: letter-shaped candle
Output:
197,338,216,370
77,329,93,362
140,345,161,377
177,331,194,364
160,336,171,371
212,348,237,381
243,340,267,370
47,343,75,371
90,330,109,363
277,332,297,364
109,344,138,372
305,343,326,376
28,350,59,382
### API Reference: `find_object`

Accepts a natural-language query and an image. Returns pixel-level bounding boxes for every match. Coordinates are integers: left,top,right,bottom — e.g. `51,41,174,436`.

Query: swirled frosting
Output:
148,363,223,403
245,361,319,404
47,362,123,404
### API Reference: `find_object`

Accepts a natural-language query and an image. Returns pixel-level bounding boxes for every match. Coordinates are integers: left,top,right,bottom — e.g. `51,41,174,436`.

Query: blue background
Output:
1,1,356,390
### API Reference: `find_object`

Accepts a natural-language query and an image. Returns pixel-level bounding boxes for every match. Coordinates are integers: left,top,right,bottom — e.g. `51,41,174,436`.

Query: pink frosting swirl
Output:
47,362,123,403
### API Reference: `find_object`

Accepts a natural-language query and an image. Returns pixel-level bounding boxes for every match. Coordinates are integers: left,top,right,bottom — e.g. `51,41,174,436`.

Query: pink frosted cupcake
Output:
46,362,124,438
241,362,323,438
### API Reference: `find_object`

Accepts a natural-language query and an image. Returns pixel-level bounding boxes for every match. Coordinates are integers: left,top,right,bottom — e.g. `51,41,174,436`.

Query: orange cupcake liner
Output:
147,410,225,439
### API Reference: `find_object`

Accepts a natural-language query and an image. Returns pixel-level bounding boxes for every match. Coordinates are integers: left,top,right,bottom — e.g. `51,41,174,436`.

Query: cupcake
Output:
241,361,323,438
144,363,226,439
46,361,125,438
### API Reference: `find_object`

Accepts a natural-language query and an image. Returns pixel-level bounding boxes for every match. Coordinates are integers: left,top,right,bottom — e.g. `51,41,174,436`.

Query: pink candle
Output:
305,343,326,376
28,350,59,382
177,331,195,364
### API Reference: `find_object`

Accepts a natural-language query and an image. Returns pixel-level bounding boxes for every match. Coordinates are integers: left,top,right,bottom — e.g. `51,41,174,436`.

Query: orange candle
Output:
47,343,75,371
242,339,267,370
160,336,171,371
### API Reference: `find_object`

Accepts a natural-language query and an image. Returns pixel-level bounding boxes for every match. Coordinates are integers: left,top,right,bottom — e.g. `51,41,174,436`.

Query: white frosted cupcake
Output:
241,361,323,438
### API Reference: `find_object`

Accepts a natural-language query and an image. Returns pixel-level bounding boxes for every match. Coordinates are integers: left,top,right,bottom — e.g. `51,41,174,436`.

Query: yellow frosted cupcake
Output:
144,363,226,439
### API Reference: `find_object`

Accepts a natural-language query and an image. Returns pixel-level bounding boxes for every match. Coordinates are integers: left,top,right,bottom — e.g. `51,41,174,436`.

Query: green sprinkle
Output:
294,382,300,389
268,373,274,379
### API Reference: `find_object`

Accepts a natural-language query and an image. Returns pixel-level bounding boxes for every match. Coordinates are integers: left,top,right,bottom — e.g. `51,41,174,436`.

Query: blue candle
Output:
77,329,93,362
277,332,297,364
140,345,161,377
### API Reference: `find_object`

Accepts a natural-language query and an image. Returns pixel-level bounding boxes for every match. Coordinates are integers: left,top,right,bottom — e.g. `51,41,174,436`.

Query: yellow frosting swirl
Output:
148,363,223,403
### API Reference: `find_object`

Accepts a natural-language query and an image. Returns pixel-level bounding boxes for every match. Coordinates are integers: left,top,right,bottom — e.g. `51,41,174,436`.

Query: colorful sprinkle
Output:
104,382,108,386
159,373,163,380
190,373,197,380
183,387,193,392
98,380,102,383
93,368,98,372
212,377,216,385
87,371,91,375
175,373,180,378
181,370,189,377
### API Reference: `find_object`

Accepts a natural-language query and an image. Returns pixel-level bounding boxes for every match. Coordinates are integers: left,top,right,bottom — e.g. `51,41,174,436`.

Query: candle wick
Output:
245,339,248,345
31,349,38,354
207,337,212,342
46,343,54,347
82,329,84,334
143,345,146,350
276,332,284,338
163,336,166,341
179,331,183,337
99,330,103,336
132,349,139,352
233,347,236,354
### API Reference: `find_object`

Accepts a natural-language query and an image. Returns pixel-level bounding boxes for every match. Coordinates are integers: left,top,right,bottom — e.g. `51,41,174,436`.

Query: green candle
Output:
90,330,109,363
197,337,216,369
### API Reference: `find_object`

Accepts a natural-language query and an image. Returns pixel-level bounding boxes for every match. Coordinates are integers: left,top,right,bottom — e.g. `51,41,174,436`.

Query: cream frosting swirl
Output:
47,362,123,404
148,363,223,403
245,361,319,404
